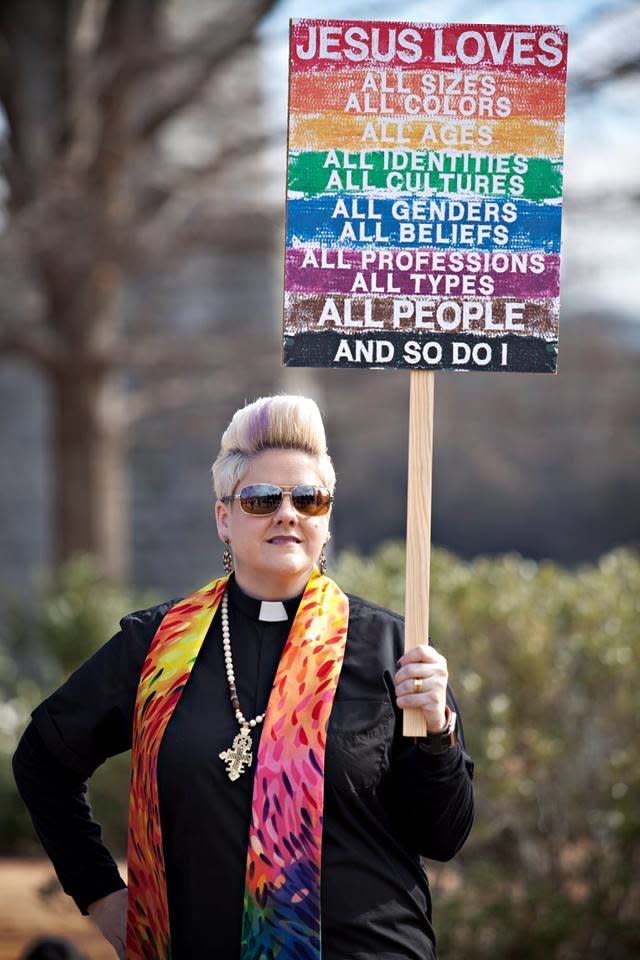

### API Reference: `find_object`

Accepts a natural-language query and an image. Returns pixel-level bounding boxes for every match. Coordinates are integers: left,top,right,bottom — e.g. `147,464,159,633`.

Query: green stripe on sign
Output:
288,151,563,203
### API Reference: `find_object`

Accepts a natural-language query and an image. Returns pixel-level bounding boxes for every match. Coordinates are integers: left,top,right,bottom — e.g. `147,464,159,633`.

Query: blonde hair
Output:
211,395,336,500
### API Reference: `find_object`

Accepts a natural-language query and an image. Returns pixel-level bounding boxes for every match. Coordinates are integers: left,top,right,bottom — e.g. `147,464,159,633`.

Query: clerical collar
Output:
227,573,304,622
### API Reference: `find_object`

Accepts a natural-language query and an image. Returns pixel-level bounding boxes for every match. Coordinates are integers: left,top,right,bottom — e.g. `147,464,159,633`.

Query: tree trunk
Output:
51,363,128,582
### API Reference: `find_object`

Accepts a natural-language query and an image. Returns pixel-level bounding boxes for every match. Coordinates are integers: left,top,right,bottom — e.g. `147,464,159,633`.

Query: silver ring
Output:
413,678,423,693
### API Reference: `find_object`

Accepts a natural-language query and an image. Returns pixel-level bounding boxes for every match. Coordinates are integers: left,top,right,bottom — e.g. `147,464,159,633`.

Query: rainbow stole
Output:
125,569,349,959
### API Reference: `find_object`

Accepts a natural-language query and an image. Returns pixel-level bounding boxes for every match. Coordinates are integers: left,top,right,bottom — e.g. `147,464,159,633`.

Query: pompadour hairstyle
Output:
211,395,336,500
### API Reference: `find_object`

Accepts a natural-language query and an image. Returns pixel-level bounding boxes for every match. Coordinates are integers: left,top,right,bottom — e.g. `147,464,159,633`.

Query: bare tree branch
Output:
0,325,64,370
105,0,274,87
157,208,280,262
125,370,259,424
134,0,278,140
116,333,279,369
133,127,283,226
568,1,640,93
573,53,640,92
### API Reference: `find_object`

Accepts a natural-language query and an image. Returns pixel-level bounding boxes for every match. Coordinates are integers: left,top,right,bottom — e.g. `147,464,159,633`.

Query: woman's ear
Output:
214,500,231,541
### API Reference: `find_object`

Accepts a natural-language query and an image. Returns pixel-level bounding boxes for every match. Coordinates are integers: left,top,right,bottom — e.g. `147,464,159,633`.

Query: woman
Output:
13,394,475,960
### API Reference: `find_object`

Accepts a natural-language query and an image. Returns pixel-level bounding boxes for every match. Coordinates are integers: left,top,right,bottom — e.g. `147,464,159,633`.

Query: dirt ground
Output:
0,859,123,960
1,856,461,958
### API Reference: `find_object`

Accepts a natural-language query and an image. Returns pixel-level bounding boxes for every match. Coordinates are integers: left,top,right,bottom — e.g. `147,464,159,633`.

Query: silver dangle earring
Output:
318,532,331,576
222,540,234,574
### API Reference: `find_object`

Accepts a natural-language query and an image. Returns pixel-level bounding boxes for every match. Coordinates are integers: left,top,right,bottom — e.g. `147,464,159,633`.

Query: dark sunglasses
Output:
221,483,333,517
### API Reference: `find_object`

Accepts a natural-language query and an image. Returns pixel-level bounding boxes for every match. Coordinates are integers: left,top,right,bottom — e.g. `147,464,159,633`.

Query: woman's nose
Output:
273,493,298,523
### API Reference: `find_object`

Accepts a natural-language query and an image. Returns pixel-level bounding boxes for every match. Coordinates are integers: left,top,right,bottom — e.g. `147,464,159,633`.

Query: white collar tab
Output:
258,600,289,622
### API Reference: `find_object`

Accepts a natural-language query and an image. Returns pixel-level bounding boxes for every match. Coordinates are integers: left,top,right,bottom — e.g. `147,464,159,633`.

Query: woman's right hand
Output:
87,887,128,959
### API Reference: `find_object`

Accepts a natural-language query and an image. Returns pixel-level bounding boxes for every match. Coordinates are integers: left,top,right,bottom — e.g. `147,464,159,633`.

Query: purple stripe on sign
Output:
285,248,560,300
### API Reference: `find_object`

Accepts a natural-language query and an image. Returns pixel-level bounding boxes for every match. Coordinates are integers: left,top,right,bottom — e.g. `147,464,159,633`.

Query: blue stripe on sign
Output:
286,195,562,253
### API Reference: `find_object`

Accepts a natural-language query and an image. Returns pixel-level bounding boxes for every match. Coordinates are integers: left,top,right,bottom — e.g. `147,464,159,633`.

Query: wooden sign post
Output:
283,19,568,735
405,370,434,736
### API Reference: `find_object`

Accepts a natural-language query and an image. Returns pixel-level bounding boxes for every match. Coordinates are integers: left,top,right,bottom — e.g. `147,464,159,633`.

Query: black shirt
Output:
13,574,475,960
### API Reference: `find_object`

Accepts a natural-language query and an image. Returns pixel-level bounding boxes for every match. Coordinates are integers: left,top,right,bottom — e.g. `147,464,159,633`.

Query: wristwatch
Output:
416,705,458,754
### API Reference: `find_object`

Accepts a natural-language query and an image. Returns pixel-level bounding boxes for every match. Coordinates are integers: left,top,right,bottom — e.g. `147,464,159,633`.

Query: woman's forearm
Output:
12,723,126,914
386,723,475,861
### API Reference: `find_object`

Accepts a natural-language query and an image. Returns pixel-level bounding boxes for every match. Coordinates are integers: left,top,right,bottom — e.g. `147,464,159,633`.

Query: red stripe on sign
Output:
289,21,567,80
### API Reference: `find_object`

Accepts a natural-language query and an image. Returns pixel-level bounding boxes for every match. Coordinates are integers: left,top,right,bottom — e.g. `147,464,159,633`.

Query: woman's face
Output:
215,448,331,599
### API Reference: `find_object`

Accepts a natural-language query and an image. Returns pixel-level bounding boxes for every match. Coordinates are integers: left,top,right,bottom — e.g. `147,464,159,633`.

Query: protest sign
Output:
282,20,568,734
283,19,567,374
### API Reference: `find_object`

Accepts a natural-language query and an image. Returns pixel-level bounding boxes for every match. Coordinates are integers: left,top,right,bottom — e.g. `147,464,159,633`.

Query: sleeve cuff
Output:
75,871,127,916
412,740,465,776
416,738,461,759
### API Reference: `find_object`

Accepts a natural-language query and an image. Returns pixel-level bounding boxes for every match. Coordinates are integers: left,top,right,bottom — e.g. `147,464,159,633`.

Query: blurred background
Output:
0,1,638,958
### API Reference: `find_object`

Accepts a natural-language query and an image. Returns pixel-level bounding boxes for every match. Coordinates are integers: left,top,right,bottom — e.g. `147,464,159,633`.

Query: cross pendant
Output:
219,727,253,781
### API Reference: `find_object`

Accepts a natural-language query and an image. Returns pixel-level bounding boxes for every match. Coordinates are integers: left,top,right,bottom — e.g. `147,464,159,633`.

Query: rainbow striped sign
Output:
283,20,567,373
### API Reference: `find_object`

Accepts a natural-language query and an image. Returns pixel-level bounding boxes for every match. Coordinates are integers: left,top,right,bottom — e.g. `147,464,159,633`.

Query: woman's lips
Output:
267,536,301,545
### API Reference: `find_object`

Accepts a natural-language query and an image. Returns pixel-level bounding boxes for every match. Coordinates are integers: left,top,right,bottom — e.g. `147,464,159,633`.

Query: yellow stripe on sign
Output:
289,113,564,158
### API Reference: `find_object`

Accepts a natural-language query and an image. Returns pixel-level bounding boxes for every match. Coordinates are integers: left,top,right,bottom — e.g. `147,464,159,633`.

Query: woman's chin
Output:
271,555,307,574
233,547,316,589
260,551,311,581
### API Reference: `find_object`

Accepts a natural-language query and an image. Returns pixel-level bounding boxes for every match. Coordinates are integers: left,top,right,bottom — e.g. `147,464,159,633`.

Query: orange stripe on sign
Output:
289,70,566,120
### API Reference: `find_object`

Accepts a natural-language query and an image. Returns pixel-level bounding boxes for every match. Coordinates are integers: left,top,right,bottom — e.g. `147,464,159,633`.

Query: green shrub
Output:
0,555,156,853
333,544,640,960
